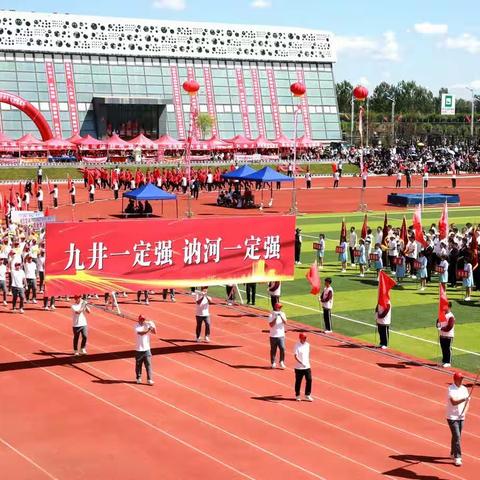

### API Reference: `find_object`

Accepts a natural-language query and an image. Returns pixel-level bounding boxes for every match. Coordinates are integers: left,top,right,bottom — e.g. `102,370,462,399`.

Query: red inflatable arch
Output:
0,91,53,140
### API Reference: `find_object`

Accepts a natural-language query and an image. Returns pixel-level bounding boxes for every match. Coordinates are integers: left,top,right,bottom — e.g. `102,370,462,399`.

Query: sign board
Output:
441,94,455,116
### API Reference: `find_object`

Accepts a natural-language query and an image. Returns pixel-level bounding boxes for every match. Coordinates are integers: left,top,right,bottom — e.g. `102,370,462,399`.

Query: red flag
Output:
413,204,427,247
382,212,389,247
378,270,397,309
331,163,337,173
306,261,321,295
361,214,368,240
400,216,408,246
438,284,449,322
44,207,50,217
471,228,478,271
438,201,448,240
340,219,347,243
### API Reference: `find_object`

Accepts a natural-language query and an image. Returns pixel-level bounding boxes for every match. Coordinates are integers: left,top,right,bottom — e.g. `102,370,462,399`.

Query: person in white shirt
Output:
36,186,44,212
375,301,392,349
135,314,156,385
24,255,37,304
23,190,31,210
437,301,455,368
293,333,313,402
51,184,59,208
71,295,90,356
349,227,357,266
11,262,26,313
268,303,287,369
70,182,76,205
89,183,95,203
37,250,45,293
446,372,470,466
395,171,402,188
195,286,212,342
319,277,334,332
0,258,8,305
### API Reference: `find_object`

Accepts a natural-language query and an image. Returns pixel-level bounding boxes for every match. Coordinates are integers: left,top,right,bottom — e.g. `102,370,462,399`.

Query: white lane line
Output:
0,437,59,480
0,342,255,480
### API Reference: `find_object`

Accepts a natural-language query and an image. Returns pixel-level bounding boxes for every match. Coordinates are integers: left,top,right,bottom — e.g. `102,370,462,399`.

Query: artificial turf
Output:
213,207,480,373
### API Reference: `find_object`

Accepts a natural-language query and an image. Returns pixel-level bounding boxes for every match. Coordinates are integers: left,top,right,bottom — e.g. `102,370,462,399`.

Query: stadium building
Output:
0,10,341,142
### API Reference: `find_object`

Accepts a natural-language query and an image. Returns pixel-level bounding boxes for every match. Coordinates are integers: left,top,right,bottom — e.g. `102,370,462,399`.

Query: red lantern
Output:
290,82,306,97
353,85,369,101
182,80,200,96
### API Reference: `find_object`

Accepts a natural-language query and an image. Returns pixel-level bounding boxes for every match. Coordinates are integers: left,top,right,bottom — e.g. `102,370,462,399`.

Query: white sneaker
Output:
74,351,80,356
411,275,417,279
341,269,346,273
305,395,313,402
3,300,8,306
443,363,451,368
204,336,210,343
351,263,355,267
80,348,87,355
19,308,24,314
279,361,286,369
325,330,332,333
420,287,425,291
44,306,49,310
454,457,462,466
147,379,154,386
136,378,141,384
381,345,388,350
464,297,472,301
196,337,201,342
296,396,301,401
271,362,276,369
51,305,56,310
145,300,149,305
32,299,37,304
359,274,365,277
122,292,128,297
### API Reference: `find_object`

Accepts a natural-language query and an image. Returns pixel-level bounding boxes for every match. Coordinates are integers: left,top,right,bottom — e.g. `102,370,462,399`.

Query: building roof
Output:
0,10,335,63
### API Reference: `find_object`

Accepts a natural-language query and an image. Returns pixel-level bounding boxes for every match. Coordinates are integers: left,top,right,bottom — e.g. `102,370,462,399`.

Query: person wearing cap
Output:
11,262,26,313
135,314,156,385
268,303,287,369
294,333,313,401
319,277,334,333
437,301,455,368
71,295,90,356
295,228,302,265
446,372,470,466
195,286,212,342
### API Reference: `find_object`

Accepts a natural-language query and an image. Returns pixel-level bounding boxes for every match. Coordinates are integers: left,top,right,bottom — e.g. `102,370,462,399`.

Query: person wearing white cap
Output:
135,314,156,385
294,333,312,401
446,372,470,466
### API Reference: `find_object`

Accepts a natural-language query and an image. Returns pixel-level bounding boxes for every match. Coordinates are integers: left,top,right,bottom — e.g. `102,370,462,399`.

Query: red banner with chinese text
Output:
45,216,295,295
45,61,62,138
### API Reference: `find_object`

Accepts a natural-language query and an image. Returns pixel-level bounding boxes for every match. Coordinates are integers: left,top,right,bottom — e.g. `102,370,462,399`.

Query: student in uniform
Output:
268,303,287,369
316,234,325,269
375,301,391,349
293,333,313,402
135,314,156,385
437,301,455,368
319,277,334,332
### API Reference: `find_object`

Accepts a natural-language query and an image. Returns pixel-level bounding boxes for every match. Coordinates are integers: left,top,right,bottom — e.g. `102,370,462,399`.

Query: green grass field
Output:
212,207,480,373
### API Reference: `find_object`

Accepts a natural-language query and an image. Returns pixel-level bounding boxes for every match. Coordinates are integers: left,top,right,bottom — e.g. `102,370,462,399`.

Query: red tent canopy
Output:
190,135,232,151
77,135,107,149
105,133,132,149
67,133,84,144
253,135,276,149
42,137,76,150
273,134,293,148
295,135,324,148
17,133,45,151
154,134,184,150
225,135,257,149
0,132,17,151
128,134,157,149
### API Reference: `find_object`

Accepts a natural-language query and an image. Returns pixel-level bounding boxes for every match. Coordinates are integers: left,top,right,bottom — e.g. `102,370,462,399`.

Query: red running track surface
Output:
0,292,479,479
2,174,480,220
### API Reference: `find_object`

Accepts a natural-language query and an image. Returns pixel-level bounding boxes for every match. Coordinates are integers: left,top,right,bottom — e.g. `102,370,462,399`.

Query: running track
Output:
1,293,479,479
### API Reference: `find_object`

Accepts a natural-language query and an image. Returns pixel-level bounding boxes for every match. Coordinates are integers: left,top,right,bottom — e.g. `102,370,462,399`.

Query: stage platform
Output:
387,192,460,207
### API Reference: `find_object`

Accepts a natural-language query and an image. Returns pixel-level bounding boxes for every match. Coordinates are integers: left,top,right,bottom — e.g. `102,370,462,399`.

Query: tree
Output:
369,82,396,113
395,80,435,114
335,80,354,114
435,87,448,113
195,113,215,139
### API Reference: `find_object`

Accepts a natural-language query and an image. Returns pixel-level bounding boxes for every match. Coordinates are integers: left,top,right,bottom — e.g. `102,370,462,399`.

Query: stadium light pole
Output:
387,95,396,145
182,79,200,218
289,82,306,216
466,87,479,140
350,95,355,145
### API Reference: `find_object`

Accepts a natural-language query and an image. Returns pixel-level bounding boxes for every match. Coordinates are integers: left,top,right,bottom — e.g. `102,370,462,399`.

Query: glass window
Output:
110,65,127,75
129,85,147,95
320,80,334,89
75,73,93,83
110,75,127,84
17,81,38,91
128,75,146,85
16,62,35,72
0,71,17,81
91,65,109,74
0,62,16,71
111,83,130,94
94,84,112,95
92,74,110,83
0,81,18,89
318,72,333,81
146,85,164,95
73,64,92,74
38,91,50,101
212,77,229,87
127,66,145,75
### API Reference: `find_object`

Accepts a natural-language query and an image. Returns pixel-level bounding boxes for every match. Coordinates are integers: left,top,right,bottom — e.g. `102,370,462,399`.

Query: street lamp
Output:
387,95,396,145
289,82,306,216
182,79,200,218
466,87,479,141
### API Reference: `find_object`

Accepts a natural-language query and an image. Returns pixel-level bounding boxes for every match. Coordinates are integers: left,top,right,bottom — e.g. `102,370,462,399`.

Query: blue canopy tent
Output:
222,164,257,180
122,183,178,218
243,166,293,209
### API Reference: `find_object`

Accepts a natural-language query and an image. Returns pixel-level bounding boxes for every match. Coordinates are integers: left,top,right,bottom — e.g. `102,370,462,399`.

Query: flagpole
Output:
357,105,367,212
460,368,480,418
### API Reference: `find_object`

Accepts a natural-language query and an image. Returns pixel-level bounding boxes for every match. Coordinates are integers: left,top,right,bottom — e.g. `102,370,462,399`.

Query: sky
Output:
2,0,480,98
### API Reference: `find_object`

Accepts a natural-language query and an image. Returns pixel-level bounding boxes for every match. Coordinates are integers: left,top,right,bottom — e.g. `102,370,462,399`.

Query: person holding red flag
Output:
437,285,455,368
319,277,334,333
375,270,396,349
